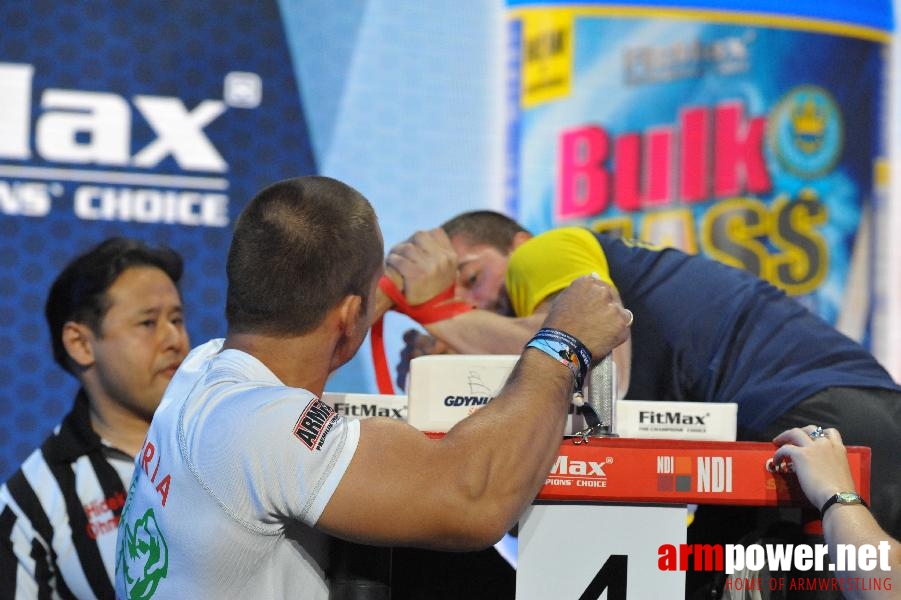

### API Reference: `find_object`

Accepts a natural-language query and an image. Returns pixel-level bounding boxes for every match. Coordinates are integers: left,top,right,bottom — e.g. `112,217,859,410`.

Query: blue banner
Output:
0,1,316,480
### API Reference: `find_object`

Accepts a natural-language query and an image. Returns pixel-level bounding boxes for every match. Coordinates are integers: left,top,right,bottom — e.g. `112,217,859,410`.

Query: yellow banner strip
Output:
508,5,891,43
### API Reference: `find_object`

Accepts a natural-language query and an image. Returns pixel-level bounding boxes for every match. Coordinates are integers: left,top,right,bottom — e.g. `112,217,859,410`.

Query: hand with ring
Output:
770,425,857,511
808,425,828,440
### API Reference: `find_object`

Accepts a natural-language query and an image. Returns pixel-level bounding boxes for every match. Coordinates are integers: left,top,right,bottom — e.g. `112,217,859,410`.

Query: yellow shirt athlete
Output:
506,227,617,318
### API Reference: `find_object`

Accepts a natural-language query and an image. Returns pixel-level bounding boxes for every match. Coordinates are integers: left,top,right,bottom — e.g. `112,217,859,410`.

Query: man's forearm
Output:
372,268,404,323
441,347,575,535
822,505,900,597
374,288,394,321
423,310,545,354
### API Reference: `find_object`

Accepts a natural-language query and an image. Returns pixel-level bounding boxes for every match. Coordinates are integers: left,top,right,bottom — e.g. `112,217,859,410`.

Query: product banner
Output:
533,438,870,506
0,2,316,480
506,2,891,337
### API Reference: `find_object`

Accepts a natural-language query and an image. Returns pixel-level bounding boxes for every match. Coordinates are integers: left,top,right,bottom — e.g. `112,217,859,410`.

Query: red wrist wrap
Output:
377,276,473,324
370,276,473,394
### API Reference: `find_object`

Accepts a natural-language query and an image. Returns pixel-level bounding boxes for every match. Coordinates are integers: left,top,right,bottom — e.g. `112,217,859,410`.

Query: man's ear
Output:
511,231,532,250
330,294,366,370
61,322,96,369
335,294,364,337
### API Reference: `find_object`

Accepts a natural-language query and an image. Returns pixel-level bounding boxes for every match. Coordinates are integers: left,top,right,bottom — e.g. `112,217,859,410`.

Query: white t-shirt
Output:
114,339,360,599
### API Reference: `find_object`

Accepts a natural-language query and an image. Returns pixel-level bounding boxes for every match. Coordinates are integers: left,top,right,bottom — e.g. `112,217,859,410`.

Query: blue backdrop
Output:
0,0,316,479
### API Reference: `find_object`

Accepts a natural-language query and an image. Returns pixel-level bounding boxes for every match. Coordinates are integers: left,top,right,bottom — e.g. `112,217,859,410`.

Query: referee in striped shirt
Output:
0,238,190,599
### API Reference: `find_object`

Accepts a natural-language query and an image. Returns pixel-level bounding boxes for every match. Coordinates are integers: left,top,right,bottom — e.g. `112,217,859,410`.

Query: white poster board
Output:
517,503,687,599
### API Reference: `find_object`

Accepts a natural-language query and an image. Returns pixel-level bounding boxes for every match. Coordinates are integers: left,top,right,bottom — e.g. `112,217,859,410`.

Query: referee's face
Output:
85,266,190,422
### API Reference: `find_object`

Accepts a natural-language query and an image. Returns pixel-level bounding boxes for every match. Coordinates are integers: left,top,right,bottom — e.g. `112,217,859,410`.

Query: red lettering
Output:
714,102,771,197
558,126,609,218
646,127,672,206
141,441,155,475
557,102,770,220
693,544,725,571
83,492,126,521
658,544,677,570
680,107,709,202
108,492,125,511
85,516,120,540
680,543,693,569
614,133,641,211
656,543,727,571
156,475,171,507
726,577,762,590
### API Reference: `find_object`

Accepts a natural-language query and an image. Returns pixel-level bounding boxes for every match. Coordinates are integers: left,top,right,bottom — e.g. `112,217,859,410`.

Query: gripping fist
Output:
385,228,458,305
540,275,632,365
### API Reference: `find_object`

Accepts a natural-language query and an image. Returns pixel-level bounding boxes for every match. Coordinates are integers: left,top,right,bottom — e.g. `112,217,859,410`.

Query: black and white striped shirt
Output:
1,391,133,599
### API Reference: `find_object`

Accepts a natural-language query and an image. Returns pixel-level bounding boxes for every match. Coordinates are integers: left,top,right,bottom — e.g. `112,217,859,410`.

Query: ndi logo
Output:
656,455,692,492
697,456,733,493
656,455,733,493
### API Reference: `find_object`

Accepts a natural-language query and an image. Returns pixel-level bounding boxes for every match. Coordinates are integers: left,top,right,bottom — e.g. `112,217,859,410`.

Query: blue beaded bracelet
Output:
524,327,592,393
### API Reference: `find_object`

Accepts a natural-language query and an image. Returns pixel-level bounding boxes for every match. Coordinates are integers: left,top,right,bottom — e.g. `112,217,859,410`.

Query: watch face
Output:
837,492,862,503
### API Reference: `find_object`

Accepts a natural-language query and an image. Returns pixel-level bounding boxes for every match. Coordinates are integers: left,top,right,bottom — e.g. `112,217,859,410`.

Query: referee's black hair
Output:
45,237,184,375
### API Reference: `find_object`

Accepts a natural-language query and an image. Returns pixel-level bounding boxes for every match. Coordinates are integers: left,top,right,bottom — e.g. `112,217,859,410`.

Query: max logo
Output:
550,455,608,477
0,62,228,172
294,399,338,451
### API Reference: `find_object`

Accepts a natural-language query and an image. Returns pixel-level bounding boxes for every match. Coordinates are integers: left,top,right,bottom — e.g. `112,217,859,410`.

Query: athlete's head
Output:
226,176,384,342
440,211,531,314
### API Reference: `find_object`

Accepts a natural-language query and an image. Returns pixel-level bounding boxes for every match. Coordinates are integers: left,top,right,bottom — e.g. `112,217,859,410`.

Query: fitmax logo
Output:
639,411,709,425
0,62,253,172
333,402,404,419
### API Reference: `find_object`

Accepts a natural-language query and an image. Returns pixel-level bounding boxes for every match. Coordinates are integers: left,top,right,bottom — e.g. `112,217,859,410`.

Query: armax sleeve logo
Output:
293,399,339,451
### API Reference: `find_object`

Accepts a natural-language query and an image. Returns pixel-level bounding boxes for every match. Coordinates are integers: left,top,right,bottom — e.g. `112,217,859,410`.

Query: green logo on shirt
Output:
119,507,169,599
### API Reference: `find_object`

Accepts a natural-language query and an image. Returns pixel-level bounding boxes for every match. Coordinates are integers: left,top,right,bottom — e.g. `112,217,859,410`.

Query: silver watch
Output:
820,491,867,517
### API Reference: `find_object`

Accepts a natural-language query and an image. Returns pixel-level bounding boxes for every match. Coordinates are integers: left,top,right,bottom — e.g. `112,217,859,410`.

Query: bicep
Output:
315,417,472,548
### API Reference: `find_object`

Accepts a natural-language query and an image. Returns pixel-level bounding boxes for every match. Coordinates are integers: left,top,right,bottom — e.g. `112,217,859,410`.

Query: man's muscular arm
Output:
318,276,632,549
421,310,545,354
